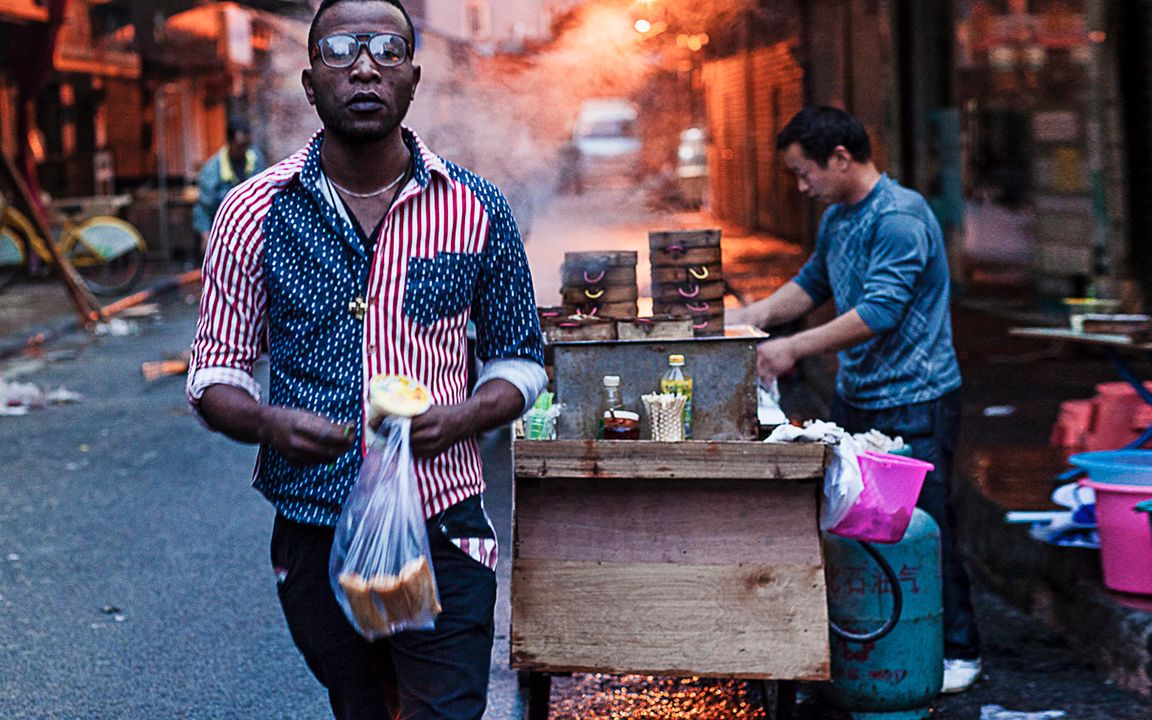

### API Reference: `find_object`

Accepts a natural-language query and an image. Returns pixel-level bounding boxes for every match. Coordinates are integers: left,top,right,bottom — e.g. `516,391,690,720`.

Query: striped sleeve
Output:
186,176,278,412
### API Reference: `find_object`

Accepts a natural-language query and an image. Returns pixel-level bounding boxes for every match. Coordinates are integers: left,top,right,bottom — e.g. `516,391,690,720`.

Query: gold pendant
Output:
348,295,368,321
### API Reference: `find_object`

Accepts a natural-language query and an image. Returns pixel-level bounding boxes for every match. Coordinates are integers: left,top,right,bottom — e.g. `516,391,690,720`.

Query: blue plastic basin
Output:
1069,451,1152,486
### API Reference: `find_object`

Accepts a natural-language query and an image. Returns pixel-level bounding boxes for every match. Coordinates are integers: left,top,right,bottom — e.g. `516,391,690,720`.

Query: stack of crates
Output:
649,229,725,336
560,251,638,320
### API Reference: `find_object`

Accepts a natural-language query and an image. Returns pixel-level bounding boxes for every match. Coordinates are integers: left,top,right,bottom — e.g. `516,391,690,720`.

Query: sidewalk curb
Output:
0,270,201,362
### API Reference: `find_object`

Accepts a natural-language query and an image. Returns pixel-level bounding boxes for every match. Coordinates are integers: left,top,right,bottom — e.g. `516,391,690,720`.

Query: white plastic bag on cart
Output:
329,416,441,639
820,434,864,531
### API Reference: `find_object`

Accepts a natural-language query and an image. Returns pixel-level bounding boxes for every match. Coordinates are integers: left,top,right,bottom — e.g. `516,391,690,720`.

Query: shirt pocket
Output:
403,252,482,326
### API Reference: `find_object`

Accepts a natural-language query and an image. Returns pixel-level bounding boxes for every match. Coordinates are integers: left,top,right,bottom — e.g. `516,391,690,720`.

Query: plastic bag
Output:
821,434,864,530
828,450,934,543
329,416,441,639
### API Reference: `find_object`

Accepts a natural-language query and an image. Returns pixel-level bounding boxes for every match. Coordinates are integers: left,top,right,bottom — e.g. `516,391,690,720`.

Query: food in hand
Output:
370,374,432,418
338,556,441,634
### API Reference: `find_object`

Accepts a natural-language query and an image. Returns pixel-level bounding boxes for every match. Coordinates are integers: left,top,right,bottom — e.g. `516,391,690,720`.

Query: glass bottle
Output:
598,375,623,439
659,354,693,438
599,375,639,439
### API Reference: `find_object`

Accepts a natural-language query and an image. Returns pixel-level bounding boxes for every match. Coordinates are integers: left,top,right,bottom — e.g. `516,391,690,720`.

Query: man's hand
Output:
408,405,473,459
199,384,355,465
756,338,799,386
366,378,525,460
261,405,356,465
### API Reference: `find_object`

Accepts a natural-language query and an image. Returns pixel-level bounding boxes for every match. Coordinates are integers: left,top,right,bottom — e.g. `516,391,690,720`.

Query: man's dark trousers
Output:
831,388,982,660
271,505,497,720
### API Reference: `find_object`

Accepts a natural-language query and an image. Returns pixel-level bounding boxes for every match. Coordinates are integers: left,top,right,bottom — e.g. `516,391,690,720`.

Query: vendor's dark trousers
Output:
270,505,497,720
832,389,982,660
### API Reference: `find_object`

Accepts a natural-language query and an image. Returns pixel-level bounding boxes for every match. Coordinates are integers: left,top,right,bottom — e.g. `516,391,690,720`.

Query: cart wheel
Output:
519,672,551,720
755,680,797,720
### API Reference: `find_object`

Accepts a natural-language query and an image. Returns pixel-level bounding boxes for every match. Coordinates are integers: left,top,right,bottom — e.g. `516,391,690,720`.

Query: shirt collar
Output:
842,173,889,214
297,125,449,192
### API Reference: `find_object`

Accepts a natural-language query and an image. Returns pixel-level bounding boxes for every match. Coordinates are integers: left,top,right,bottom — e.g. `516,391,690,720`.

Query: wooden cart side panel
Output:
510,559,830,680
515,478,821,566
514,440,827,480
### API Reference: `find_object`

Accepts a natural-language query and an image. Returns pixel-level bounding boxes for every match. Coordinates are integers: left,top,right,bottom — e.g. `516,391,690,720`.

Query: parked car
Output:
676,127,707,180
565,98,643,190
676,127,708,208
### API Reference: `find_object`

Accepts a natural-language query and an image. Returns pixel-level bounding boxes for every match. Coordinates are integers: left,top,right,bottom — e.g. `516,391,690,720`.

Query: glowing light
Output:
634,18,652,34
1088,30,1107,43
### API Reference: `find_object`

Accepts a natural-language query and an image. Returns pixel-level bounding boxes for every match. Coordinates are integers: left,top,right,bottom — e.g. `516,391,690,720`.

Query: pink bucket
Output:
1080,479,1152,595
829,450,934,544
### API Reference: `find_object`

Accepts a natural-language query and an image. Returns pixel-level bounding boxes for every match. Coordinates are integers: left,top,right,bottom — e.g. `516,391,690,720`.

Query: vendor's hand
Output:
756,338,798,385
408,404,473,459
261,406,355,465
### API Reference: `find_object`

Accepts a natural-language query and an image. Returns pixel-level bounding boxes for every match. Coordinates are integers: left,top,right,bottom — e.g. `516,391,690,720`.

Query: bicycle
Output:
0,197,147,296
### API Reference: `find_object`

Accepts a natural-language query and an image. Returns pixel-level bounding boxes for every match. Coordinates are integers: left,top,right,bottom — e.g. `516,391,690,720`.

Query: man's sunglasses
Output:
311,32,412,69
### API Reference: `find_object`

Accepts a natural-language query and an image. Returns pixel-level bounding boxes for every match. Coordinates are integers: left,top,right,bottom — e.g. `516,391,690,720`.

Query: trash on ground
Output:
45,387,83,404
94,318,139,336
0,379,45,415
0,379,82,415
116,303,161,319
980,705,1067,720
141,358,189,382
1026,513,1099,548
1005,510,1066,524
983,404,1017,417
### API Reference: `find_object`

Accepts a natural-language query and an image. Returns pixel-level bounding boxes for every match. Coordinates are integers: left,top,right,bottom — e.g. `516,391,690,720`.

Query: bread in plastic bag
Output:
329,416,441,638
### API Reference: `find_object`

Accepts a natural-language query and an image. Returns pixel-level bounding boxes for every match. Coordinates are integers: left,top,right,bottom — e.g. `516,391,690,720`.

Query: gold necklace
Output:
327,162,409,199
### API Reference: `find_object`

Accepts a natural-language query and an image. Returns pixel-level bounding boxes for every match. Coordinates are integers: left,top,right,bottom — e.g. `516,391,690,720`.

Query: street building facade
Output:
695,0,1144,307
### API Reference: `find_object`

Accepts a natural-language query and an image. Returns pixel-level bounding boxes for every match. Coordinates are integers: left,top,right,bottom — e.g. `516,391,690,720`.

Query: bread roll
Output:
398,555,441,617
369,374,432,418
338,572,388,634
341,556,441,636
369,573,412,621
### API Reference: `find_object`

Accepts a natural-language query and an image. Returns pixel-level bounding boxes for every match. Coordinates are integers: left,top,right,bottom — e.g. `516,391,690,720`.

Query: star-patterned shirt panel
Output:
188,129,545,561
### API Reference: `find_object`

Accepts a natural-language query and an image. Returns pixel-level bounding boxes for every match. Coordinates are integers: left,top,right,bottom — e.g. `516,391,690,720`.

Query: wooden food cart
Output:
511,438,832,719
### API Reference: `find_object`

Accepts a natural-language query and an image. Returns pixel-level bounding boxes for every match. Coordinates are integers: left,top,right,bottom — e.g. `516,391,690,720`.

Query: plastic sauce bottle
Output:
660,354,693,439
599,375,639,439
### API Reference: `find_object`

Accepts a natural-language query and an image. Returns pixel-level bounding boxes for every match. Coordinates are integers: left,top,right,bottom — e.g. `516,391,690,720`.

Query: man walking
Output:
192,117,264,259
186,1,546,717
727,106,982,693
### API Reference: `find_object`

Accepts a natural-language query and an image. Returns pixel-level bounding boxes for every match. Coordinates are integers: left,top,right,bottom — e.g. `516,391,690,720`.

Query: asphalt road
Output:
0,292,545,719
0,300,334,719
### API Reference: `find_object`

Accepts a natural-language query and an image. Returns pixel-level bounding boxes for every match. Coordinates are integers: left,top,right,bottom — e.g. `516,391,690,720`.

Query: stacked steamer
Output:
560,251,639,320
649,229,724,336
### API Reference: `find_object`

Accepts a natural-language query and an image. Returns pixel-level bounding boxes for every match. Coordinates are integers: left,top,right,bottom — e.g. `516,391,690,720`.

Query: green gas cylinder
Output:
822,508,943,720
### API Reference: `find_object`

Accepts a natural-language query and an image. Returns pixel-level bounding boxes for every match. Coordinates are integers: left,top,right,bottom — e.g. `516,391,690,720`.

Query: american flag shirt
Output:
187,128,546,571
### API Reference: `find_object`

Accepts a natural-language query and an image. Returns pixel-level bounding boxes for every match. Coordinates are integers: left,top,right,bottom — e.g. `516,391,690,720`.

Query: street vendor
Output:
726,106,982,694
186,0,546,717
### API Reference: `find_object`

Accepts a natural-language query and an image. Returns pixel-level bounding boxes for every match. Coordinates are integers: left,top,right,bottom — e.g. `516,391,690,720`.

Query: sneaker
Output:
942,657,983,694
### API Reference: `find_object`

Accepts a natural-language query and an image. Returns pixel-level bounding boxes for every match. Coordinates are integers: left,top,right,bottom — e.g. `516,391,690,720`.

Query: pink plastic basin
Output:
829,450,935,544
1080,479,1152,595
